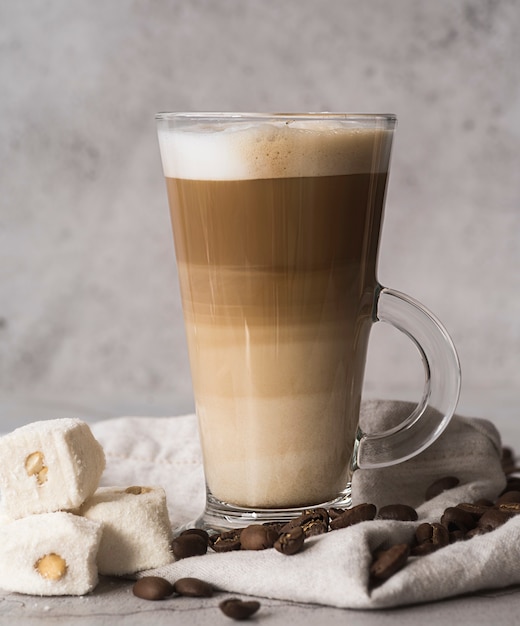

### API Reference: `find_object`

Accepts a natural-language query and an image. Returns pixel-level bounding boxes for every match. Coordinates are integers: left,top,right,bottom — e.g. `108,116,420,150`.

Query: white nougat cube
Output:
0,512,103,596
79,486,174,575
0,418,106,519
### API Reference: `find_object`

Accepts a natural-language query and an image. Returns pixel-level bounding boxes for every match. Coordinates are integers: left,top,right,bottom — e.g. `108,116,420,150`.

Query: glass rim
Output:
155,111,397,124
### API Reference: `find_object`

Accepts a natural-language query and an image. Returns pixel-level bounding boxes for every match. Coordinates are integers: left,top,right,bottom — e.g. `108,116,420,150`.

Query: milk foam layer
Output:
158,119,393,180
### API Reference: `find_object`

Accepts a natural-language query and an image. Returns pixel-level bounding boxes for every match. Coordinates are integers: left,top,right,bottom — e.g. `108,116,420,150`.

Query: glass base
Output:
177,486,353,534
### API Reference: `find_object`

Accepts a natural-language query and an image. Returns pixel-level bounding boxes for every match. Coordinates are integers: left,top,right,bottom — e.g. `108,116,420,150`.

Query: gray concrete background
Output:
1,0,520,422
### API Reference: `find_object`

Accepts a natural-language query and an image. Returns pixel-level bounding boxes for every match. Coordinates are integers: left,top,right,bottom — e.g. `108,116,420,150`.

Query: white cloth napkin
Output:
91,400,515,609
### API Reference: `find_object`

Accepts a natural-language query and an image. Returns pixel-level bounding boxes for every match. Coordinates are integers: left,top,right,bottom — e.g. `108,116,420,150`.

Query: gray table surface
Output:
0,390,519,626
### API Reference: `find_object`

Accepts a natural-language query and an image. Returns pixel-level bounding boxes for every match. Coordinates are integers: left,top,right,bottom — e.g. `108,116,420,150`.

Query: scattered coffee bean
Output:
240,524,279,550
411,522,449,555
378,504,418,522
132,576,174,600
370,543,410,581
425,476,460,500
441,506,476,532
302,519,328,537
455,502,491,521
210,529,242,552
328,507,344,520
496,490,520,505
171,532,208,559
430,522,451,546
414,522,434,544
173,577,213,597
477,508,513,532
180,528,210,542
309,507,329,524
329,503,377,530
280,509,328,538
219,598,261,620
274,526,305,555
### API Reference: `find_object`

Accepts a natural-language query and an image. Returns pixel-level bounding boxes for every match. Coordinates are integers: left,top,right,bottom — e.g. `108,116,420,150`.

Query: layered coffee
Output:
158,119,393,508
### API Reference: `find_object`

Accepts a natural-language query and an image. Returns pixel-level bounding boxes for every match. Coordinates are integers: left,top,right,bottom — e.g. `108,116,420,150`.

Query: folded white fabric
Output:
91,400,514,609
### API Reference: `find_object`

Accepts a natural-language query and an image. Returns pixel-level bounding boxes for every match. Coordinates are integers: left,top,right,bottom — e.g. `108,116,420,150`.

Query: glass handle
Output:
355,287,461,469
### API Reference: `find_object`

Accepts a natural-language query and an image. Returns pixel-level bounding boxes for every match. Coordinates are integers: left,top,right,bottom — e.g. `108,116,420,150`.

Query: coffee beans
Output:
280,508,329,538
133,575,213,600
496,490,520,505
274,526,305,555
378,504,418,522
171,531,208,559
132,576,174,600
173,577,213,597
240,524,279,550
370,543,410,581
411,522,449,555
210,529,243,552
132,574,261,618
455,501,491,520
329,503,376,530
219,598,261,620
477,508,513,532
131,443,520,613
441,507,475,533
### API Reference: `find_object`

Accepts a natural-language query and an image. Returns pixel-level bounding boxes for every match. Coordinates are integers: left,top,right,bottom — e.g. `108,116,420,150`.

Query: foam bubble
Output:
157,120,393,180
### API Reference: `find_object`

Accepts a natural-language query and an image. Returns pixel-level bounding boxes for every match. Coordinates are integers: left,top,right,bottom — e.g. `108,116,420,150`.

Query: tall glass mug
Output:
155,113,461,531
